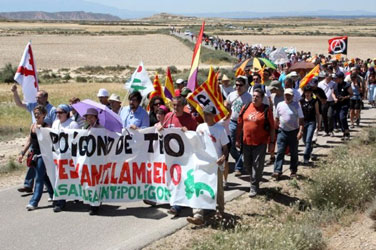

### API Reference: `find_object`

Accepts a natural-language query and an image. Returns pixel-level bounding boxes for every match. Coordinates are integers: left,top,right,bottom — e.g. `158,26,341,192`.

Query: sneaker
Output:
187,216,204,225
290,173,297,178
234,170,242,177
323,133,330,137
143,200,157,206
223,181,228,190
330,132,335,137
26,204,37,211
248,186,257,197
271,172,281,180
18,187,33,193
48,197,53,202
303,160,310,166
53,206,62,213
350,124,355,129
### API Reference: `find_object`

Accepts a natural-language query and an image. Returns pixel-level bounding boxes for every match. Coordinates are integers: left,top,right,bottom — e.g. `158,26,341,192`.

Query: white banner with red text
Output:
37,127,218,209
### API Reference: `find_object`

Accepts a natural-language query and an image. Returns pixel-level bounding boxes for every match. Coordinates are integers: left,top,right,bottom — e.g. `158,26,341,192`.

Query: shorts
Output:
350,99,362,110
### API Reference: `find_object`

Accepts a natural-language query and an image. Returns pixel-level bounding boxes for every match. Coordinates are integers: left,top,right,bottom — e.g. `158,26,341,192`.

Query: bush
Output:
76,76,88,83
307,128,376,210
169,65,178,74
0,159,24,174
0,63,17,83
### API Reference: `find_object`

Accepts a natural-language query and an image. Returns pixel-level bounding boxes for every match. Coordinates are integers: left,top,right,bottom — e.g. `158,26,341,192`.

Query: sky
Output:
84,0,376,13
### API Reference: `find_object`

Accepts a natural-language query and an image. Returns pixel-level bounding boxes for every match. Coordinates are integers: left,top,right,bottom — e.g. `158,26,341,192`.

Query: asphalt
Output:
1,104,375,250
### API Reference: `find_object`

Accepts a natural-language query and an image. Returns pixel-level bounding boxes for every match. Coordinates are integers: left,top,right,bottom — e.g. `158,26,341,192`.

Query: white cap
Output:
176,78,185,85
97,88,109,97
287,71,298,78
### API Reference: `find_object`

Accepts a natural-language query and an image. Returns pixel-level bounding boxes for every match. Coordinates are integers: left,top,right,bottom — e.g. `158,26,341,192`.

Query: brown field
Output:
222,35,376,59
0,34,194,69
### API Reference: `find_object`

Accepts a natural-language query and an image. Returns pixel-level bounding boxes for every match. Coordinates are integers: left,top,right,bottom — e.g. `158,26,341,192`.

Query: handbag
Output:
26,152,37,168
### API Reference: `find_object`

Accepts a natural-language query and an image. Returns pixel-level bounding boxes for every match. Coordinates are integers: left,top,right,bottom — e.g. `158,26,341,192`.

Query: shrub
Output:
169,65,178,74
76,76,88,83
307,128,376,210
0,63,17,83
0,159,24,174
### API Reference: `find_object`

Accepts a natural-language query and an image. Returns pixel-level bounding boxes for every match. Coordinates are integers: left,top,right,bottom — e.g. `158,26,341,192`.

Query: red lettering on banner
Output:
162,163,168,184
102,163,112,184
91,165,101,186
57,159,68,180
81,164,92,186
170,164,182,185
118,162,131,184
110,162,118,184
132,162,145,184
147,163,152,184
69,159,79,179
153,162,162,184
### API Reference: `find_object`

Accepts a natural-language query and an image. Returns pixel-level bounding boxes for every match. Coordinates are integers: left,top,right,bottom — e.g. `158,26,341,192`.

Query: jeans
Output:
274,129,299,174
322,101,334,133
368,84,376,102
338,105,349,132
303,121,316,161
29,157,53,207
24,167,35,189
243,144,267,188
229,120,243,171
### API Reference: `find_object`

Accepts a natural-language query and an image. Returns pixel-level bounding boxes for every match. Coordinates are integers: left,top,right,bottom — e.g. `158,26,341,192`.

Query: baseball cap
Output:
335,71,345,79
176,78,185,85
269,80,282,91
284,88,294,96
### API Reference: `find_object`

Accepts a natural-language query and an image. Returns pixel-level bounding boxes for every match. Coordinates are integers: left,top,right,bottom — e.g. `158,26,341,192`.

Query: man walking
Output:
272,88,304,179
237,89,275,196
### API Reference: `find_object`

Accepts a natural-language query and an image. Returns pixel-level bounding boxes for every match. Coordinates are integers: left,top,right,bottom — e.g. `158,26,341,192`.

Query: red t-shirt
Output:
238,103,274,146
163,112,198,131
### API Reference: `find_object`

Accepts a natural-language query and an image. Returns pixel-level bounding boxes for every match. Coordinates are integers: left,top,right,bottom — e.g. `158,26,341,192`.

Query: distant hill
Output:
0,11,122,21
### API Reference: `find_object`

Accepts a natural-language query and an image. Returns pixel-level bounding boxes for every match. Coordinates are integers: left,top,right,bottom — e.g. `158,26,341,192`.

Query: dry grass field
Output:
0,34,194,69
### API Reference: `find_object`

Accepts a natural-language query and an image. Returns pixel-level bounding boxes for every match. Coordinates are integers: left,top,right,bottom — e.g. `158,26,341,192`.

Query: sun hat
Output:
84,108,98,116
97,88,109,97
108,93,121,103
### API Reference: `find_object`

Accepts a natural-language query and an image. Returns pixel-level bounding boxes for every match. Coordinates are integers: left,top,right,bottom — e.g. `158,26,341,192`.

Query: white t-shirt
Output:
318,79,335,102
276,101,304,131
52,117,80,130
220,85,234,99
226,90,252,121
196,123,229,170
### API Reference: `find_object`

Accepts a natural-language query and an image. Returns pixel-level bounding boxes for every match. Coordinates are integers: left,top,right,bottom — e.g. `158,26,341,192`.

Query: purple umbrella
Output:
72,99,122,133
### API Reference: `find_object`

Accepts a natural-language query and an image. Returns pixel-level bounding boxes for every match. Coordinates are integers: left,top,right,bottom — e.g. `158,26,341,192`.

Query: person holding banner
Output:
11,86,56,193
225,76,252,176
69,97,86,128
236,88,275,197
187,105,229,225
18,105,54,211
120,91,150,129
159,96,198,216
51,104,80,212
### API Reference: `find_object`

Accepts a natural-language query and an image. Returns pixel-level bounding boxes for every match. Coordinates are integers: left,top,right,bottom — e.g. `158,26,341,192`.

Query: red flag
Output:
328,36,348,55
299,65,320,89
14,41,39,103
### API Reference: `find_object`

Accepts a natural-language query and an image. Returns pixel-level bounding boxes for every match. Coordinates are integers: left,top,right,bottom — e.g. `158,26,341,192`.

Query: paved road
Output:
1,104,376,250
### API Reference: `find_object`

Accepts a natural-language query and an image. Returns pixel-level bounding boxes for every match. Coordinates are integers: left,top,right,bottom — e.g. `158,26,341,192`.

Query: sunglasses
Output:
235,84,245,87
153,102,162,106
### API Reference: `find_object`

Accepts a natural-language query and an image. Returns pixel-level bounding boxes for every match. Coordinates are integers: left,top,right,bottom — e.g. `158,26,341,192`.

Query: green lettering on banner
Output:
129,186,136,200
93,190,99,203
87,189,93,202
101,186,109,199
110,186,117,199
120,186,128,199
137,186,143,199
58,184,68,196
68,184,79,197
157,186,164,200
148,185,156,200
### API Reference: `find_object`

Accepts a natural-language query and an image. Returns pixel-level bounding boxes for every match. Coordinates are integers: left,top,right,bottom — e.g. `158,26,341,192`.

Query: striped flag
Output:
187,21,205,91
299,65,320,89
164,67,175,100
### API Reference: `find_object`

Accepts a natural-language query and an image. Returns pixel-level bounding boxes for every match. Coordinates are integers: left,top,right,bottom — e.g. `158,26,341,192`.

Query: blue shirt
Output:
120,105,149,128
26,102,56,126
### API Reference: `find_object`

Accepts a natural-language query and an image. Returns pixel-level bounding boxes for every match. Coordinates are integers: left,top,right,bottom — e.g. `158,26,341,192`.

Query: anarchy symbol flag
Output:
328,36,348,55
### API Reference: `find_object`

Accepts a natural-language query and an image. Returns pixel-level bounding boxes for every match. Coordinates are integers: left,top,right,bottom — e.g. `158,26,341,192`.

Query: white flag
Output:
125,62,154,97
14,42,39,103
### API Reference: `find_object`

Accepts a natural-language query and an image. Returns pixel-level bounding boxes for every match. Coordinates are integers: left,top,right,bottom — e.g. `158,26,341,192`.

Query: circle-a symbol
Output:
330,39,346,54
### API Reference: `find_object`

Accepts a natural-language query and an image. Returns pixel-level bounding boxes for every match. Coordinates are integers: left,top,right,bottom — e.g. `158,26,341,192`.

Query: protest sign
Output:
37,127,218,209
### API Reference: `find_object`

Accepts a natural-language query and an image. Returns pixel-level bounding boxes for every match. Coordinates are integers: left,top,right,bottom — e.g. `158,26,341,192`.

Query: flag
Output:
299,65,320,89
328,36,348,55
164,67,175,100
187,81,228,122
125,62,154,97
14,41,39,103
187,21,205,91
206,67,223,104
149,74,165,100
258,66,266,84
235,58,250,77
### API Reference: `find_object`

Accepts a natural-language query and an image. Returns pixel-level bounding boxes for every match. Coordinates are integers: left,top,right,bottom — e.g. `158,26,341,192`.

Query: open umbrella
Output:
258,58,277,70
72,99,122,133
233,57,276,72
288,61,315,73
